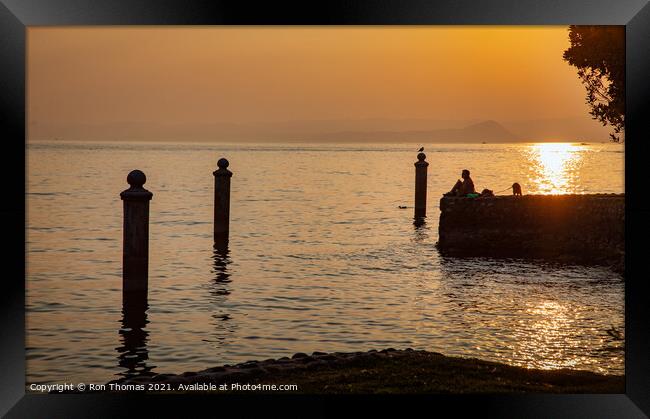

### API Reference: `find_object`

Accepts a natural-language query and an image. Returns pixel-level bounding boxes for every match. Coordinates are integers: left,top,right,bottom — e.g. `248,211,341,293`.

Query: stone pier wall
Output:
437,194,624,272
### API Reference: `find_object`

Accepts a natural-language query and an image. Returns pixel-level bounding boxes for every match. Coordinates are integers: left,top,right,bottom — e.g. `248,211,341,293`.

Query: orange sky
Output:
27,26,610,141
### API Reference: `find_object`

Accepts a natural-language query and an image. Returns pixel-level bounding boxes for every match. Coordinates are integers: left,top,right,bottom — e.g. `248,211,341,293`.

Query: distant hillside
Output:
503,117,611,142
29,118,478,142
30,117,609,143
306,120,519,143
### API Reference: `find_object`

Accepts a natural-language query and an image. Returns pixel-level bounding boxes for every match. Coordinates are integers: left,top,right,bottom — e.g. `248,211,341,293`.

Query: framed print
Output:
2,0,650,417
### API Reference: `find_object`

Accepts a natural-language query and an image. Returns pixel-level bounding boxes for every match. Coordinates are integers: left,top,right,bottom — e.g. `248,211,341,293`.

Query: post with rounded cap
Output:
120,170,153,299
213,158,233,246
414,152,429,224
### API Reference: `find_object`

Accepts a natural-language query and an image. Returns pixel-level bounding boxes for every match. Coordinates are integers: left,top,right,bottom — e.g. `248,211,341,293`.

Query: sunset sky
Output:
28,26,612,141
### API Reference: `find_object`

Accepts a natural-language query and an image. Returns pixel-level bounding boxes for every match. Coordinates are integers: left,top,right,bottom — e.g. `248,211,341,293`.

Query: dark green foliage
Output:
563,26,625,142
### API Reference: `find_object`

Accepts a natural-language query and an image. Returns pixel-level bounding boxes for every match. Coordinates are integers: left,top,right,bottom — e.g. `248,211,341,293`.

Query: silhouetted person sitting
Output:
445,169,475,197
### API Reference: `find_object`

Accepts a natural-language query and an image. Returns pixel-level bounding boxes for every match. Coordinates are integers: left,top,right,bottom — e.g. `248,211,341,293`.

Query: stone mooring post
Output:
120,170,153,299
414,152,429,224
213,158,233,246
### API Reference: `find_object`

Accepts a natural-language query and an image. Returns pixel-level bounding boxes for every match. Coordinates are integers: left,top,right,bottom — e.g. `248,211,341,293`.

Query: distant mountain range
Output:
306,120,519,142
29,116,611,143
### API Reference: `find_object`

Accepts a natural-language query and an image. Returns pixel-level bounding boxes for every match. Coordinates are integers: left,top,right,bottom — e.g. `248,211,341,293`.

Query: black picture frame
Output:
2,0,649,417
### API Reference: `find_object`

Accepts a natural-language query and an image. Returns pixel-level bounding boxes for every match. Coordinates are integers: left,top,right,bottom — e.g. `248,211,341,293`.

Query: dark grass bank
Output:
103,349,624,394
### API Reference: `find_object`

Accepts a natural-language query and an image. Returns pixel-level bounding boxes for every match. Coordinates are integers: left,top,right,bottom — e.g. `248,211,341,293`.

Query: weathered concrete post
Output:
213,158,233,245
120,170,153,297
414,152,429,224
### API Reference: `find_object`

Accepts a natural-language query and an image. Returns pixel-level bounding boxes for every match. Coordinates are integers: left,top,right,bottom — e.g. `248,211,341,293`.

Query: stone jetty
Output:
437,194,624,273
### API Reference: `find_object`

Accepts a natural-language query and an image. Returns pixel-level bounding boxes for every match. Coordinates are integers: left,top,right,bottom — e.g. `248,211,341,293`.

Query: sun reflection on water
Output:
517,300,578,371
525,143,587,194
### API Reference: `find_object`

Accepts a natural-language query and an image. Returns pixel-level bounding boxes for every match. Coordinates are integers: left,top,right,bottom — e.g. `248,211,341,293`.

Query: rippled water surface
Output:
26,141,625,385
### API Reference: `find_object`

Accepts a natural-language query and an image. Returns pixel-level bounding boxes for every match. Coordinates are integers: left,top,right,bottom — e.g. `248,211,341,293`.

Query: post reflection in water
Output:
412,221,431,243
116,293,156,379
212,241,232,297
207,240,236,347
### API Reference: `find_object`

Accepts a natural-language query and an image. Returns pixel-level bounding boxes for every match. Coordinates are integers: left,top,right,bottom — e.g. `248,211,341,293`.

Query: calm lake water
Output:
26,141,625,385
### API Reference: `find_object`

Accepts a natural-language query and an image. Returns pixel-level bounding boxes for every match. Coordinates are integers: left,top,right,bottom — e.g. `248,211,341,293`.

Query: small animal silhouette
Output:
512,182,522,196
418,147,424,152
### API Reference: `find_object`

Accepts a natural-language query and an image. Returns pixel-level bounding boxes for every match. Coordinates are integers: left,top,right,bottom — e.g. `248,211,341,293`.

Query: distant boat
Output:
481,141,487,144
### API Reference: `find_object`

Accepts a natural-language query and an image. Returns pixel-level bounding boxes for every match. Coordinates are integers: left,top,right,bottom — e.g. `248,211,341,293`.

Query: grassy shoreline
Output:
106,349,624,394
